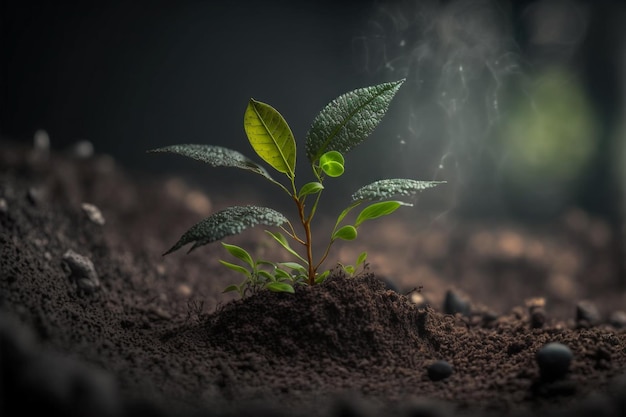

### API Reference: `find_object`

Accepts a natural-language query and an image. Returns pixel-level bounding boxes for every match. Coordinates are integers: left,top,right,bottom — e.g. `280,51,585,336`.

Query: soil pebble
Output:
81,202,106,225
62,249,100,294
536,342,573,381
427,361,454,381
576,300,601,327
443,290,470,316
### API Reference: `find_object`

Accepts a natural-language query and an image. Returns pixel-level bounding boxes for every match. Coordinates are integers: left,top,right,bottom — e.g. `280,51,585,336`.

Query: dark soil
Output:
1,140,625,417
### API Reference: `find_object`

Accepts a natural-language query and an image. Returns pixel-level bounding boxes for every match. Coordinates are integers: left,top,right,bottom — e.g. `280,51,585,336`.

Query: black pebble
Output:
443,290,470,316
427,360,453,381
609,311,626,328
536,342,573,381
576,300,601,326
378,276,400,293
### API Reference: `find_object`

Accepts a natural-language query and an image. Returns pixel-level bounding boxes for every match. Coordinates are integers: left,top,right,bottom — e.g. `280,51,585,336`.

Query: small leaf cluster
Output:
219,243,305,297
149,79,444,296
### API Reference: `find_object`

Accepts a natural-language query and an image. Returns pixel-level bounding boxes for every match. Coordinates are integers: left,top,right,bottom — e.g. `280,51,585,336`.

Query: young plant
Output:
149,79,444,294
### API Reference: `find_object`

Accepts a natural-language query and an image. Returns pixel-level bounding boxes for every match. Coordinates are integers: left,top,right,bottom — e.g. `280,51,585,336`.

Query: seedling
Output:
149,79,444,296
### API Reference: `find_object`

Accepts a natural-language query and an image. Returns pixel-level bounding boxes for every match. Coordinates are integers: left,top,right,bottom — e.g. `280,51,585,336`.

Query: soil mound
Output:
203,273,433,365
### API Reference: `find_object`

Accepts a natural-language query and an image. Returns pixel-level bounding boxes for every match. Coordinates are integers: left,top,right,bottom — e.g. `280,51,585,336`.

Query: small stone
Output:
608,311,626,328
378,276,400,293
526,297,547,329
530,309,546,329
62,250,100,294
33,129,50,152
427,360,453,381
28,129,51,166
443,290,470,316
576,300,601,327
177,283,192,297
72,140,94,158
147,307,171,321
0,198,7,213
536,342,573,381
27,187,45,205
81,203,106,225
481,310,499,325
410,292,428,308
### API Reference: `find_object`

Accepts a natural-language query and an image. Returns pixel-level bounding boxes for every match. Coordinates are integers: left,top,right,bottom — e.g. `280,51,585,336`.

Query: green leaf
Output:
273,268,292,280
265,231,308,264
163,205,287,255
305,79,405,163
319,151,345,177
244,99,296,178
355,201,402,227
321,161,344,177
257,270,274,281
219,260,251,277
279,262,307,272
335,201,362,227
255,260,276,268
356,251,368,266
343,264,356,275
266,282,295,293
221,243,254,269
223,285,241,294
298,182,324,198
332,225,358,241
352,179,446,202
315,270,330,284
147,144,274,182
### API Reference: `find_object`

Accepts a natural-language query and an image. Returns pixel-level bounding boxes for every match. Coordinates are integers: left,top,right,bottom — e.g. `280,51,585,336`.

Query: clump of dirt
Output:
1,139,625,417
204,272,431,362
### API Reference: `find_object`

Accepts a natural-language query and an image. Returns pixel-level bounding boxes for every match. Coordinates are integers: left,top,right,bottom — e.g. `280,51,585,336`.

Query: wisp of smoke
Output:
353,0,525,217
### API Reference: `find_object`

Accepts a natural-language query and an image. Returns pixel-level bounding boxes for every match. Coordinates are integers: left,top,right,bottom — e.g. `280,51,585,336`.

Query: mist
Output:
2,0,624,227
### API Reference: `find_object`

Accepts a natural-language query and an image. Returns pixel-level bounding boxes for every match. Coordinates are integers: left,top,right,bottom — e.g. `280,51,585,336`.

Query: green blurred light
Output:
503,67,597,186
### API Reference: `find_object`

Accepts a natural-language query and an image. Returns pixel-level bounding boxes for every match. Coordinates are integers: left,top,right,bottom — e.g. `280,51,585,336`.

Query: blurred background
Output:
1,0,624,245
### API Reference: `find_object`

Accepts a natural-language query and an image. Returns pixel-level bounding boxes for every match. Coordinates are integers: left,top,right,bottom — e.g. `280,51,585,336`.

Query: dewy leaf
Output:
352,179,446,202
355,201,402,227
244,99,296,178
163,205,287,255
147,144,274,181
305,79,405,163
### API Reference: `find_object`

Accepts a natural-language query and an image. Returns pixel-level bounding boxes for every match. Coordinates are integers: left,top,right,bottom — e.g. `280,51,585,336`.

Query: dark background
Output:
1,0,624,226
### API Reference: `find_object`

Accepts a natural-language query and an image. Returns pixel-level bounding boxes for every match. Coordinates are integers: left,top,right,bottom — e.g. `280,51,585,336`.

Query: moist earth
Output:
1,140,625,417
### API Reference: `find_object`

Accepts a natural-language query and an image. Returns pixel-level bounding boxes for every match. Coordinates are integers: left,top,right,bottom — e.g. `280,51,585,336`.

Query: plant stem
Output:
294,197,316,285
315,241,334,272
